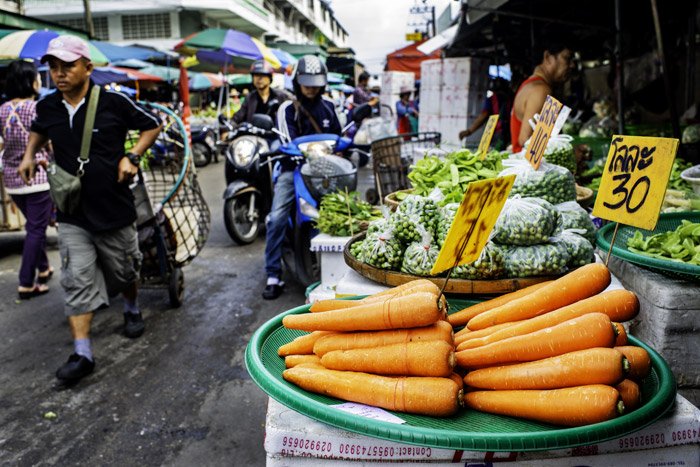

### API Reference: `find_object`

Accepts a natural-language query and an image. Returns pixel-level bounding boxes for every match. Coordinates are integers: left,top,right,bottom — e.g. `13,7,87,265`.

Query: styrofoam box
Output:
265,395,700,464
418,114,441,135
267,445,700,466
419,88,441,115
310,233,352,287
420,59,443,89
334,269,388,297
381,71,415,92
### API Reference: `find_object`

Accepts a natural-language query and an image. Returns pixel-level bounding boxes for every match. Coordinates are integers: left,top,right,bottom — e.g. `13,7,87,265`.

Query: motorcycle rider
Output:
262,55,341,299
232,60,287,124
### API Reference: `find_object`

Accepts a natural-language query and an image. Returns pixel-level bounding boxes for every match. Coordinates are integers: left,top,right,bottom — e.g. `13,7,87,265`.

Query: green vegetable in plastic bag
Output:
492,197,559,246
541,134,576,174
362,228,404,270
552,229,595,268
503,242,571,277
453,242,505,279
401,226,439,276
554,201,597,244
500,158,577,205
390,195,439,243
349,239,365,261
436,203,459,247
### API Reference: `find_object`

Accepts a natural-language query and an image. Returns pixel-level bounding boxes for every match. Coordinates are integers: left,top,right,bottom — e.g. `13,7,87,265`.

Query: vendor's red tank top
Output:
510,75,545,153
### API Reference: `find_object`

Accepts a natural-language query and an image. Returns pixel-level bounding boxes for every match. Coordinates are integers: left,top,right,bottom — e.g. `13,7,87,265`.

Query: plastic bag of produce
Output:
349,239,365,261
366,206,391,236
453,242,505,279
551,229,595,268
542,134,576,174
492,197,559,246
401,225,439,276
361,227,404,270
499,158,576,205
390,194,439,243
436,202,459,247
554,201,597,244
503,242,571,277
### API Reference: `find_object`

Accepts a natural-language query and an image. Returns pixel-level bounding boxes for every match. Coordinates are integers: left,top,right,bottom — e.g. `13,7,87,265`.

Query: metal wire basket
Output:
371,131,441,199
301,155,357,200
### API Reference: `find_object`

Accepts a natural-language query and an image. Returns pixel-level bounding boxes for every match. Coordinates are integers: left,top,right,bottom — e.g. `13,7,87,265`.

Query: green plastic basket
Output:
245,298,677,452
596,212,700,280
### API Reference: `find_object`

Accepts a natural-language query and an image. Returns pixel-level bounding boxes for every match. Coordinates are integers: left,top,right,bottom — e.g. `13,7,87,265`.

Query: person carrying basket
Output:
18,35,163,384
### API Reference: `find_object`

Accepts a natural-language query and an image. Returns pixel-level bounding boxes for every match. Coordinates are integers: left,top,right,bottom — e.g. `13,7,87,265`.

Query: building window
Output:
55,16,109,40
122,13,171,40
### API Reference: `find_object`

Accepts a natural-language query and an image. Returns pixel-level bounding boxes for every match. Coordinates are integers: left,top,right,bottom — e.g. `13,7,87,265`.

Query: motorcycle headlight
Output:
231,137,258,167
298,141,335,158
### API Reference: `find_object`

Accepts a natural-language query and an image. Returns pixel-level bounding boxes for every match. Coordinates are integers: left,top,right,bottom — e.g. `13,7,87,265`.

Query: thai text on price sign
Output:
592,135,679,230
525,95,563,170
478,115,499,160
431,175,516,275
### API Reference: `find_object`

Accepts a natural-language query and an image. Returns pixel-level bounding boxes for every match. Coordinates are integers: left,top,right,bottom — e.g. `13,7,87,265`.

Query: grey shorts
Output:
58,223,142,317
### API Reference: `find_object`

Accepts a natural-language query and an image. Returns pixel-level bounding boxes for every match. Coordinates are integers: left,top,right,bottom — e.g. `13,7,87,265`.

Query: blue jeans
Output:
264,170,295,279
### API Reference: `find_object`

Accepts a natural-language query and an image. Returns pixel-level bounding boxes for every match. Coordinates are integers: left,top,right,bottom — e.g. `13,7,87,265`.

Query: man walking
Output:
18,36,162,383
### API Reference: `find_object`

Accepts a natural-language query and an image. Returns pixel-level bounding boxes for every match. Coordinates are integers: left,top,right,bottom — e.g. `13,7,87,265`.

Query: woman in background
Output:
0,60,53,299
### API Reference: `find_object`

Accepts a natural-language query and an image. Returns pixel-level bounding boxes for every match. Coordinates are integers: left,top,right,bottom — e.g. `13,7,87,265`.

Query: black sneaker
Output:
262,283,284,300
56,353,95,382
124,312,145,338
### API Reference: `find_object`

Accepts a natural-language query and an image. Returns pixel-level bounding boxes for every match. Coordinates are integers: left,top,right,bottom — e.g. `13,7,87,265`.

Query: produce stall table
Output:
263,394,700,466
604,255,700,407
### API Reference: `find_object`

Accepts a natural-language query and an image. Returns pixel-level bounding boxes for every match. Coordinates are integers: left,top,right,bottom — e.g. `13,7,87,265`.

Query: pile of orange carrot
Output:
452,263,651,426
279,280,464,417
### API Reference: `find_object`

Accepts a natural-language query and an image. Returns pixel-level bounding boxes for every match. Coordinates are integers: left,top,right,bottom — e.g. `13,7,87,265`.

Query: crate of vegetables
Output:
245,267,677,452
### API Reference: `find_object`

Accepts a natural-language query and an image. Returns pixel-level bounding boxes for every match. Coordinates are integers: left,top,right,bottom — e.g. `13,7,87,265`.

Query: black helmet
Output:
250,60,274,77
293,55,328,87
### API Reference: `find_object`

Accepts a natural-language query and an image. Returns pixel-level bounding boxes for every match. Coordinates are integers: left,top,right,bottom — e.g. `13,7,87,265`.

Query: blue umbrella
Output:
91,66,132,85
112,58,152,69
270,48,297,69
91,41,166,62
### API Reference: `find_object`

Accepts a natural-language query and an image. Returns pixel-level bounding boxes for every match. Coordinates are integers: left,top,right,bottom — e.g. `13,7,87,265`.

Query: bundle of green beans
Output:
317,191,382,237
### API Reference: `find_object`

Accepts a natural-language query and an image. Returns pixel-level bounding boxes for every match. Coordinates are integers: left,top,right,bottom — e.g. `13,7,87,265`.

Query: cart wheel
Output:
168,267,184,308
365,188,379,205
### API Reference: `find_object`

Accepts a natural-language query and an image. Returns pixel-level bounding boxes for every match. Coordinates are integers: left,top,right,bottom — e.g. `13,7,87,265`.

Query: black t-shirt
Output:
31,84,161,232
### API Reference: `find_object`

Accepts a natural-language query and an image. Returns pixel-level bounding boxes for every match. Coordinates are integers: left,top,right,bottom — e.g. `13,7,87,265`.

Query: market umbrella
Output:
0,30,109,65
110,66,165,82
138,65,181,82
189,72,224,91
228,74,252,86
270,48,297,70
175,28,280,71
91,66,131,85
111,58,152,69
91,41,167,63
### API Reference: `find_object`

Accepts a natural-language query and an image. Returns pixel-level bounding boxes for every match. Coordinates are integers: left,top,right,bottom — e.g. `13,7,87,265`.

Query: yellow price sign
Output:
431,175,516,276
406,32,423,41
592,135,679,230
477,115,499,160
525,95,563,170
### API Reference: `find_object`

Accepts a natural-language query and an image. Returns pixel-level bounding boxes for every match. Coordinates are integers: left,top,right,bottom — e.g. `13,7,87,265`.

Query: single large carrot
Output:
455,313,616,369
467,264,612,330
454,322,518,345
448,281,553,327
321,340,455,377
310,281,440,312
616,379,642,411
282,292,441,332
285,354,322,368
456,290,638,351
278,331,335,357
615,346,651,380
283,365,462,416
463,385,624,427
464,348,627,390
313,321,453,356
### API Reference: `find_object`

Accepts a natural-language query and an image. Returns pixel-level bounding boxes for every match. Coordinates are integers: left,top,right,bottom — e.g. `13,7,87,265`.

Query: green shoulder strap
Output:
79,84,101,161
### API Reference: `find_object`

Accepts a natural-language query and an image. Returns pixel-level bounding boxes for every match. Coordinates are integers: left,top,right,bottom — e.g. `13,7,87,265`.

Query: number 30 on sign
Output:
592,135,679,230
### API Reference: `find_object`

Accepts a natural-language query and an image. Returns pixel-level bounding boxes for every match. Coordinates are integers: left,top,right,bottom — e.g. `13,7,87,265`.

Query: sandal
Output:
37,268,54,284
18,284,50,300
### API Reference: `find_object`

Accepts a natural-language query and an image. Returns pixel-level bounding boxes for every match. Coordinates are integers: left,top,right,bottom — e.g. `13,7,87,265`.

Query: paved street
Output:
0,161,306,466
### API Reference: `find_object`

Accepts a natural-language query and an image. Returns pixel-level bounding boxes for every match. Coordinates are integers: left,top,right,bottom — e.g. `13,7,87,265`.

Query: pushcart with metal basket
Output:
366,131,441,203
127,103,211,307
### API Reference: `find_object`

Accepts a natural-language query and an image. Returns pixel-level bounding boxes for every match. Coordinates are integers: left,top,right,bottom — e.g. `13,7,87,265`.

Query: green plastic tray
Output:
596,212,700,279
245,298,677,452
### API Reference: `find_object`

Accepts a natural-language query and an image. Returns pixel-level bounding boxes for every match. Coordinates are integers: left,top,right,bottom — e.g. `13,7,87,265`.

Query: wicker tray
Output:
596,212,700,280
344,233,556,295
245,299,677,452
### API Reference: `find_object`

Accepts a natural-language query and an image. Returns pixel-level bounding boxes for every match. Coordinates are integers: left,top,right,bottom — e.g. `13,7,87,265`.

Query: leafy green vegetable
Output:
627,220,700,265
317,191,381,237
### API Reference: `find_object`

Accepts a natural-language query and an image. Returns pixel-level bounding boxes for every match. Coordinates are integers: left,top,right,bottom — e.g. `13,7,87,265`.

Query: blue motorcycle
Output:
267,105,371,286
